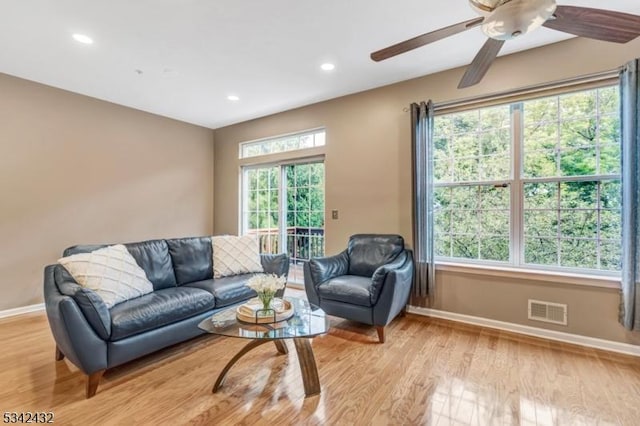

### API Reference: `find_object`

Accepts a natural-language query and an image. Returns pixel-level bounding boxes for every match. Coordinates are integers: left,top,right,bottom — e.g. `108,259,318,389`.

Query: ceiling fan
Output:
371,0,640,89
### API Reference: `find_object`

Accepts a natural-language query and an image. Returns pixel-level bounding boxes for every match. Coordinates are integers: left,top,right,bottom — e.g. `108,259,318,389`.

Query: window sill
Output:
435,262,621,289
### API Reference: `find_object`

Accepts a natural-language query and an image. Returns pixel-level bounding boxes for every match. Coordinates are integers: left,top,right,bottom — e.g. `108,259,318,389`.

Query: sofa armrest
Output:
44,265,108,375
260,253,289,277
372,251,414,326
260,253,289,298
54,265,111,340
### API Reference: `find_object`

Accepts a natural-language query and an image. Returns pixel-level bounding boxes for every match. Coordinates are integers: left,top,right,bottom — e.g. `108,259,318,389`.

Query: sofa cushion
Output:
109,287,215,341
166,237,213,284
124,240,177,290
212,235,263,278
184,274,256,308
318,275,372,307
347,234,404,278
58,244,154,309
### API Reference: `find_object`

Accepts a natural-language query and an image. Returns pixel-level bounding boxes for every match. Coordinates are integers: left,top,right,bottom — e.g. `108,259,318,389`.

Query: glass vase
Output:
258,292,273,311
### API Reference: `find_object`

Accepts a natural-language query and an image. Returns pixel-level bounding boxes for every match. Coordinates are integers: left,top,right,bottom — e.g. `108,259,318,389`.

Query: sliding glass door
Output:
242,160,325,282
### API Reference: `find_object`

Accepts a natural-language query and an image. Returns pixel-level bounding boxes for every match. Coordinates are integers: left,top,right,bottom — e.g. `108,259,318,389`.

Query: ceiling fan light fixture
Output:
481,0,556,40
469,0,510,16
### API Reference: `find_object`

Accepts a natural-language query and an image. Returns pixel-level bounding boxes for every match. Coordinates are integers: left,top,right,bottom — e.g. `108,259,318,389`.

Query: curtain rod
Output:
433,67,622,112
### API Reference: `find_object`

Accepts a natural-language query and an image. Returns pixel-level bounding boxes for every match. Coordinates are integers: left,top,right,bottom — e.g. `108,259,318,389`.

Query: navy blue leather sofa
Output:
44,236,288,398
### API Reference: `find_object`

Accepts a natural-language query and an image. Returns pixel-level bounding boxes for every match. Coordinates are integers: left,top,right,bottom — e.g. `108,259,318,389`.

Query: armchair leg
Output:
86,370,105,399
376,326,385,344
55,346,65,361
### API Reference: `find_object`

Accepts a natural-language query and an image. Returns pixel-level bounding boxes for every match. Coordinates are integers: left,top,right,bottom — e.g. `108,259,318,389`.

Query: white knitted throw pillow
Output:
212,235,264,278
58,244,153,308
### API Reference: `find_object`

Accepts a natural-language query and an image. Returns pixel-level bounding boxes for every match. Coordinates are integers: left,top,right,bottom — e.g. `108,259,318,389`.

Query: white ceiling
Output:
1,0,639,129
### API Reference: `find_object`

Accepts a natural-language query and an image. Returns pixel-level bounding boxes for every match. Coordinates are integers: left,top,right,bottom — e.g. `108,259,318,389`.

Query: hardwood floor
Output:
1,299,640,425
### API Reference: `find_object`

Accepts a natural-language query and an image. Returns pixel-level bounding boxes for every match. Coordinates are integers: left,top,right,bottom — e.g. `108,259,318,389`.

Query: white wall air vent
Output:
528,300,567,326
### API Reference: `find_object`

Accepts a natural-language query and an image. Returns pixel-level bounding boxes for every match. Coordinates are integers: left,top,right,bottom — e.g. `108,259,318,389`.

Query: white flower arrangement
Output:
246,273,287,310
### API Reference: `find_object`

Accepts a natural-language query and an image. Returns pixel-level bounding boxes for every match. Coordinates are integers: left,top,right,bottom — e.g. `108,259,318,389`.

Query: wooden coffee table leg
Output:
293,338,320,397
212,339,271,393
273,339,288,354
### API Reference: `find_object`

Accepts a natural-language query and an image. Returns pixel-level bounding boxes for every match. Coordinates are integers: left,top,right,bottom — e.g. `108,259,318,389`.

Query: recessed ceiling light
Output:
321,63,335,71
227,95,240,101
72,33,93,44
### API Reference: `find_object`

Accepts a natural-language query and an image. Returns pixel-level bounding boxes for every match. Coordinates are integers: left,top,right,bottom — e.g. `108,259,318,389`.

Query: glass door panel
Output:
242,161,324,283
285,162,325,282
242,165,280,254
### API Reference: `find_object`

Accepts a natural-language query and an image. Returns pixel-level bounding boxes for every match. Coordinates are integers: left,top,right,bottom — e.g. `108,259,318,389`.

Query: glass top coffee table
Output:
198,296,329,397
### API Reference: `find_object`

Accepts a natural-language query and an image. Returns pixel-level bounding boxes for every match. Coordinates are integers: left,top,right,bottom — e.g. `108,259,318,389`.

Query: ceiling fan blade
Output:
458,38,505,89
371,17,484,62
543,6,640,43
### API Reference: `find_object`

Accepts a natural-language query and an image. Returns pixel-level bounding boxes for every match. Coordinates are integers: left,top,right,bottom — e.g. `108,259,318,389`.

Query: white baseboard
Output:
407,305,640,357
0,303,45,319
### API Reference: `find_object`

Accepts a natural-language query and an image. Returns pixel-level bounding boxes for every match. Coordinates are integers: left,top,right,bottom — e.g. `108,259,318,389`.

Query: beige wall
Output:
0,73,214,311
428,271,639,345
214,37,640,345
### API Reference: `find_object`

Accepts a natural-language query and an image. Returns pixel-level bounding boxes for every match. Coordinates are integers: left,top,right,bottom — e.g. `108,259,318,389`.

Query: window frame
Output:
239,151,326,283
433,83,622,277
237,127,327,282
239,128,326,159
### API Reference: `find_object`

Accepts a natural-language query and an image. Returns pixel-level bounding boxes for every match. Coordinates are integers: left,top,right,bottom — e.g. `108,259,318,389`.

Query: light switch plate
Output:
331,210,339,220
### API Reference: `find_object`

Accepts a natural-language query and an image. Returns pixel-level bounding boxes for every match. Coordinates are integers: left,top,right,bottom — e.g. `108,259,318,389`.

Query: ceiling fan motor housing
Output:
481,0,557,40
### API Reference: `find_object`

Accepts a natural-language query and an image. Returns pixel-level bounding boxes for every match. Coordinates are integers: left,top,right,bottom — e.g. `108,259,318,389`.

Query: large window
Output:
434,85,621,273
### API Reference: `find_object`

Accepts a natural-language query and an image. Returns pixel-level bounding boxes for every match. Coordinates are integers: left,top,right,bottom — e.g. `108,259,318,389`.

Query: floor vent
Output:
528,300,567,326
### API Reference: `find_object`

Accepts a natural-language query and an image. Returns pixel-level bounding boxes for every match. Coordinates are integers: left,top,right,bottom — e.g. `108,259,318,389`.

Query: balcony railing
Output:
247,227,325,262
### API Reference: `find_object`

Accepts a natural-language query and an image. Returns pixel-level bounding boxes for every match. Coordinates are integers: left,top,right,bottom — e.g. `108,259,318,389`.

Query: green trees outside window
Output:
242,161,325,282
434,86,621,272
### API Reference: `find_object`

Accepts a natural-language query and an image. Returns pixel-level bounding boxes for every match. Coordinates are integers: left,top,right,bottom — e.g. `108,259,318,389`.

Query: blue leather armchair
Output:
304,234,414,343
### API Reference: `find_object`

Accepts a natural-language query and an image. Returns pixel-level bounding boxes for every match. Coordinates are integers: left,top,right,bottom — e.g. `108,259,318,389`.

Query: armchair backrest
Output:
347,234,405,277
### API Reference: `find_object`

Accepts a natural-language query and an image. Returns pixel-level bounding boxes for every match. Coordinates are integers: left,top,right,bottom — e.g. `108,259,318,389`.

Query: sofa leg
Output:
55,346,65,361
376,326,385,344
86,370,105,399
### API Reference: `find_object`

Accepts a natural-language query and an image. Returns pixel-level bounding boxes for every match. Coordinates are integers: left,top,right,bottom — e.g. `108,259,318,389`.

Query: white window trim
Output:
238,127,326,159
436,261,621,289
239,146,325,168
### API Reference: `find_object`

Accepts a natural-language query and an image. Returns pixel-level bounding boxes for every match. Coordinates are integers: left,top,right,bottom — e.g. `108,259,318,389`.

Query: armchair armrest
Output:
304,250,349,306
308,250,349,286
372,251,414,326
370,251,410,305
